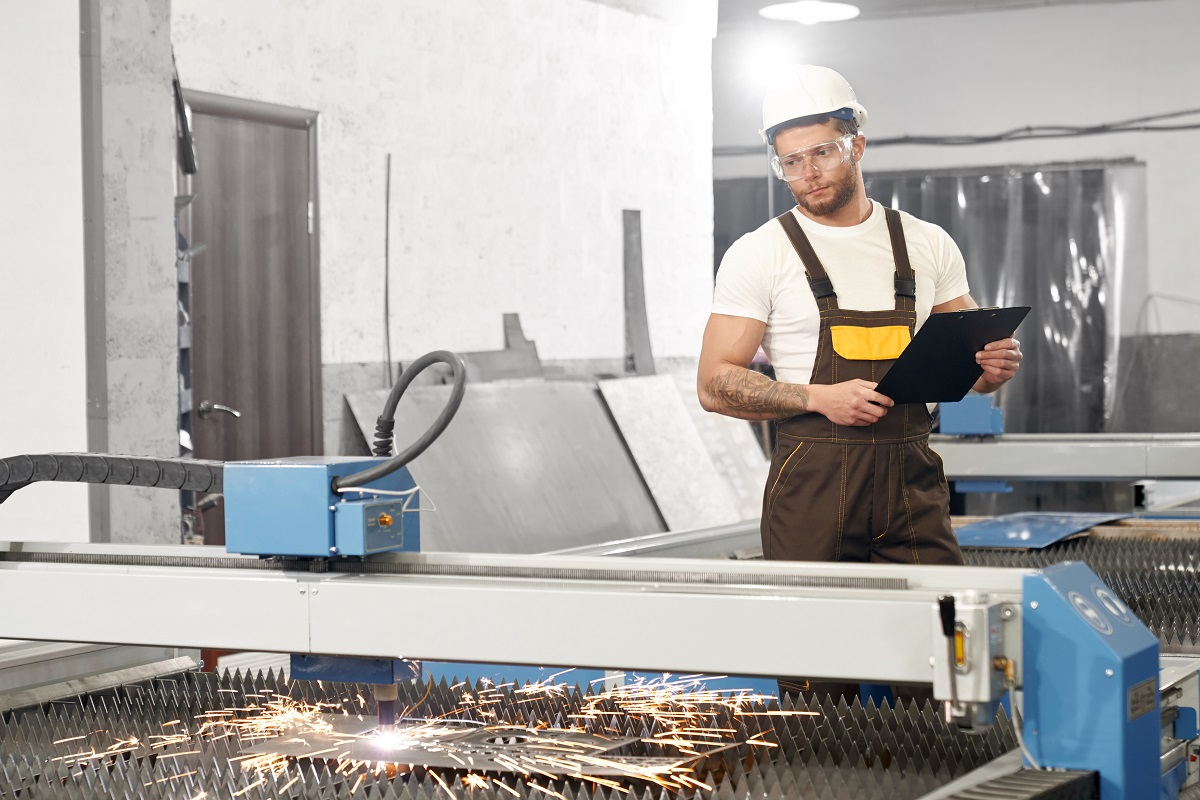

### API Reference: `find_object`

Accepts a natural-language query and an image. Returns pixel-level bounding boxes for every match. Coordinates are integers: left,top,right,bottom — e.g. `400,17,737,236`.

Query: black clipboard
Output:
874,306,1031,404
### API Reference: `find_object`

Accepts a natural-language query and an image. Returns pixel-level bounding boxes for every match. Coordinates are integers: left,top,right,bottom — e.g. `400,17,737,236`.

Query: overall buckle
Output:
894,277,916,297
810,277,836,298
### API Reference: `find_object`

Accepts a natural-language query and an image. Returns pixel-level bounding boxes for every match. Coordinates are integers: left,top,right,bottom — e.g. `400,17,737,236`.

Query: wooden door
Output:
181,91,322,545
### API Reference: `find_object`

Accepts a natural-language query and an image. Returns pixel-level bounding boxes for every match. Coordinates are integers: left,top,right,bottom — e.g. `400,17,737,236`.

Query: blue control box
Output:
224,457,420,558
939,396,1004,436
333,494,418,556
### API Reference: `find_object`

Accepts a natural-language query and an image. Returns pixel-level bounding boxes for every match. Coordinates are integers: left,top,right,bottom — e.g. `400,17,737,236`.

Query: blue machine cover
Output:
1023,563,1159,800
956,512,1128,549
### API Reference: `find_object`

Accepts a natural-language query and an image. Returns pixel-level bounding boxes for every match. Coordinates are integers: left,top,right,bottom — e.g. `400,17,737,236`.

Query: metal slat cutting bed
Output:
0,541,1107,800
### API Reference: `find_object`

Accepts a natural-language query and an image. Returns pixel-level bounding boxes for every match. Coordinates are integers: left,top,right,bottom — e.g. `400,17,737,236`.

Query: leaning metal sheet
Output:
345,381,664,553
599,375,741,530
670,371,769,521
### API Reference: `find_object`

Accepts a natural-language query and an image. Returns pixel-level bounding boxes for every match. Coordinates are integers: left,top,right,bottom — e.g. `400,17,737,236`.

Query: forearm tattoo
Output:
705,368,808,419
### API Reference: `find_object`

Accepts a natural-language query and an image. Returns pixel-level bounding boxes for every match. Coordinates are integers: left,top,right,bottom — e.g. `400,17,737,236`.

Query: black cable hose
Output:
371,418,396,457
0,453,223,505
334,350,467,491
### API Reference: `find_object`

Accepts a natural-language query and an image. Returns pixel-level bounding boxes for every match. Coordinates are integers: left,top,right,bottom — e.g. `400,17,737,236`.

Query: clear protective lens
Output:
772,135,854,181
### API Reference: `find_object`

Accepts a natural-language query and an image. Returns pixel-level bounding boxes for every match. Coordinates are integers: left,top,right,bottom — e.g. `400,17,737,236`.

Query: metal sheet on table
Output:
599,375,741,530
242,719,714,777
670,372,768,521
345,381,664,553
956,512,1129,549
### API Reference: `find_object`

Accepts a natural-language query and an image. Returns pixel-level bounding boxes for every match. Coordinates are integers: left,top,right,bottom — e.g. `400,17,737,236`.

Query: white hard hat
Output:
759,65,868,145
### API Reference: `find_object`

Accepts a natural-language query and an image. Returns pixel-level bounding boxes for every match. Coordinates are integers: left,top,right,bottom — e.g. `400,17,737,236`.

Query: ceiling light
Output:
758,1,861,25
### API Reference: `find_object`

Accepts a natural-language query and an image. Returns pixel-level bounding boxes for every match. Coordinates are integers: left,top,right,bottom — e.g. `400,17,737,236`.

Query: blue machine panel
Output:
956,512,1128,549
291,655,421,685
1023,563,1159,800
939,396,1004,436
224,457,420,558
954,480,1013,494
333,495,420,556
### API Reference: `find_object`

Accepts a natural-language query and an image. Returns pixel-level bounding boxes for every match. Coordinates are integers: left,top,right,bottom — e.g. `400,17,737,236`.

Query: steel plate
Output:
346,380,664,553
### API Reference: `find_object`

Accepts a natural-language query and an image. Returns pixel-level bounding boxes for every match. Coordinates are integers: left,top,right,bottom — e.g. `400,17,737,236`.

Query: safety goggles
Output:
771,135,856,180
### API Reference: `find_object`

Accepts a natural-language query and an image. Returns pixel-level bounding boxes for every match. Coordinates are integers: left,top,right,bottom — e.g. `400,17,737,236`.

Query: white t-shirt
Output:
712,200,970,385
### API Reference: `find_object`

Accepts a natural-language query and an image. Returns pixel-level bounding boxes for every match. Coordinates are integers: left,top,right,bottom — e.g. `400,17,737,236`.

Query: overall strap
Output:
884,207,917,313
776,211,838,311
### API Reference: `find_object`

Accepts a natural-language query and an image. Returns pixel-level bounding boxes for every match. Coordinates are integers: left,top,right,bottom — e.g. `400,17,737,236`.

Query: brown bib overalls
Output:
760,208,963,566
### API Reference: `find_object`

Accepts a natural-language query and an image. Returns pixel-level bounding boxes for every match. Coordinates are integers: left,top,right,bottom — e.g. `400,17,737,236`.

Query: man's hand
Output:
974,337,1022,392
932,295,1024,395
809,380,894,426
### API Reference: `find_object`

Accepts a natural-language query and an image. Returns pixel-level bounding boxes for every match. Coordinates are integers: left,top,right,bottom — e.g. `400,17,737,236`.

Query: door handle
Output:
198,401,242,420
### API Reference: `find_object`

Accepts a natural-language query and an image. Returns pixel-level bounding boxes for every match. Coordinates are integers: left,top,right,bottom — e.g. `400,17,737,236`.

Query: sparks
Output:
38,670,814,795
232,778,267,796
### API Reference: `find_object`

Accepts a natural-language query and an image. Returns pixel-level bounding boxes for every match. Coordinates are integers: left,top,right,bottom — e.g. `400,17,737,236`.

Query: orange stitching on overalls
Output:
834,443,848,560
823,317,837,441
813,330,827,368
766,440,813,521
873,444,894,540
825,314,912,323
778,433,926,445
926,440,950,495
812,316,828,393
869,359,877,445
899,444,920,564
830,323,838,387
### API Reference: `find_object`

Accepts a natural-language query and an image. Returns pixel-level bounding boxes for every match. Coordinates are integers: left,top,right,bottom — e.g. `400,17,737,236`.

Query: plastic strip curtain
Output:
860,164,1143,431
861,163,1144,512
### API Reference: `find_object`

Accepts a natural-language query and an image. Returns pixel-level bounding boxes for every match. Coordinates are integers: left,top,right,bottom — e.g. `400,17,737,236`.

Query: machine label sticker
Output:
1129,678,1157,720
1093,585,1133,625
1068,591,1113,635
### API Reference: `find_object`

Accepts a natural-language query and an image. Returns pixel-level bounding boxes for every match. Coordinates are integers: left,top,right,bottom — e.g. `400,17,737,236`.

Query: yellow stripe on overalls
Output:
829,325,911,361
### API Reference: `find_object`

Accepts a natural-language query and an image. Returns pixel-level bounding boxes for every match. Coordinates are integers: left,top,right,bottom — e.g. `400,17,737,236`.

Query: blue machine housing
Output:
939,396,1004,436
224,457,420,558
1023,562,1159,800
291,655,421,686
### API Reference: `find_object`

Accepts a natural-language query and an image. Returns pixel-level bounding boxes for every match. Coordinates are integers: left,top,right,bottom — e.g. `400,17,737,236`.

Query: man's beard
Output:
791,161,859,218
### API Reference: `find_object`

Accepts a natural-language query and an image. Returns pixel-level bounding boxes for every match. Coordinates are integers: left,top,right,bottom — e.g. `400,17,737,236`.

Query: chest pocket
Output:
830,325,911,361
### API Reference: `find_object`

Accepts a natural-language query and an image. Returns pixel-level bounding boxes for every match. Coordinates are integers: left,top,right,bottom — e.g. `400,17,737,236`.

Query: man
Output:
698,65,1022,566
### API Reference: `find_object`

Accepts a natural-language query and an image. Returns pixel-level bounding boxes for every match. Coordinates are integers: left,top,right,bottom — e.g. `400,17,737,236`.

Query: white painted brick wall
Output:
173,0,716,364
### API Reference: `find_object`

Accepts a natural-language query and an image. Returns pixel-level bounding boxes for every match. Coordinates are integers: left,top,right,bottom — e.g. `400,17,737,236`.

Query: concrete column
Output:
90,0,180,542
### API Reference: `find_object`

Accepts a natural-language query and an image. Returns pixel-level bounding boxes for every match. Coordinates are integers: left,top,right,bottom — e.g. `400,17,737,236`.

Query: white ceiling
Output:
718,0,1163,31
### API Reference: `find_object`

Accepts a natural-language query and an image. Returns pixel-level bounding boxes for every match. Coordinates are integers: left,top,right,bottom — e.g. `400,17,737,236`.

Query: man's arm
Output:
931,294,1023,393
697,313,892,425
